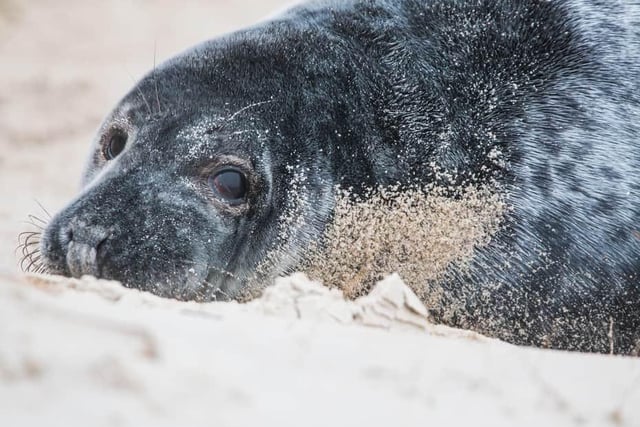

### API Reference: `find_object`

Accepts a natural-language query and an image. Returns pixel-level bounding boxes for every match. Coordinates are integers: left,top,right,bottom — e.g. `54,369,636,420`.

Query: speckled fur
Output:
40,0,640,354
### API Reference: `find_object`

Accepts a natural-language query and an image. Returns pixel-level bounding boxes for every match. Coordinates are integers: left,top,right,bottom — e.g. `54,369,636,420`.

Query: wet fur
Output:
38,0,640,354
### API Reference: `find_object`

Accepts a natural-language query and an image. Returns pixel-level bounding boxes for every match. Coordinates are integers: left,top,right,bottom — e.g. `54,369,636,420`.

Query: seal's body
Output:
39,0,640,353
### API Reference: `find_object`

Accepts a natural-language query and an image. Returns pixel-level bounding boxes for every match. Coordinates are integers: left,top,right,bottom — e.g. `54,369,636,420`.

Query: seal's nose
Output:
63,221,110,278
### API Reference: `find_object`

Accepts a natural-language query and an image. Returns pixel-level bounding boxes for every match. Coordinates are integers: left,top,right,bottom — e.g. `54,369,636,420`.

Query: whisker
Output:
18,206,48,273
225,100,273,125
20,239,39,256
20,249,38,272
23,255,43,274
17,234,40,258
125,68,152,116
34,199,52,219
18,230,41,241
19,240,40,258
15,243,27,258
35,264,49,274
137,85,153,116
22,221,45,231
153,41,162,115
27,214,47,225
230,129,264,136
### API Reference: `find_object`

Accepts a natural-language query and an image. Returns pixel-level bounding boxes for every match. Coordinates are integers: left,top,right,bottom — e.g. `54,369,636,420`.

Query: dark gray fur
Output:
40,0,640,354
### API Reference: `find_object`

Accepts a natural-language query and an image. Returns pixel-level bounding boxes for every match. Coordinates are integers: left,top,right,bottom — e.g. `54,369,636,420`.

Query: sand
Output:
1,1,640,426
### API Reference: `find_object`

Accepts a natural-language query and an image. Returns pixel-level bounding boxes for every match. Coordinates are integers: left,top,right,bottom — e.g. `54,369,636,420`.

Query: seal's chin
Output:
109,266,251,302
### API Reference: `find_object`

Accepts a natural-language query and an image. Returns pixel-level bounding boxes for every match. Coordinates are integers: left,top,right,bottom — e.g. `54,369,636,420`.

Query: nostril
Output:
63,221,110,249
95,234,109,256
62,222,113,279
59,225,74,248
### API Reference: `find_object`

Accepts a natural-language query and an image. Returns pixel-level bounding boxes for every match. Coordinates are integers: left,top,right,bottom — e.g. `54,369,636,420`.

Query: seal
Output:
32,0,640,354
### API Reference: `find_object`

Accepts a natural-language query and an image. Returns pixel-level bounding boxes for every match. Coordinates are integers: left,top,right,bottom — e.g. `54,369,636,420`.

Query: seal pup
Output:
30,0,640,354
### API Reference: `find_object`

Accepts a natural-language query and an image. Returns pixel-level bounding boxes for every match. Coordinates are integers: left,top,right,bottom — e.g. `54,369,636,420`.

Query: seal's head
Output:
39,44,335,301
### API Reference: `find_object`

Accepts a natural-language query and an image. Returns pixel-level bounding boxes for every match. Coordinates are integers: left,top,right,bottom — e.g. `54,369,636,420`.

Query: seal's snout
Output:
41,215,113,279
63,221,111,279
39,170,220,301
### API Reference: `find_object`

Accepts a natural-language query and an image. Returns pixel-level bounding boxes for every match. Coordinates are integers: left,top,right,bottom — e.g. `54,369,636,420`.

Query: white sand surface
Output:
1,1,639,426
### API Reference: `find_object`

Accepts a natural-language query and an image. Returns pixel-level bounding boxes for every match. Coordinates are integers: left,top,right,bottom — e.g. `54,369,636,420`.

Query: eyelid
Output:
199,155,253,175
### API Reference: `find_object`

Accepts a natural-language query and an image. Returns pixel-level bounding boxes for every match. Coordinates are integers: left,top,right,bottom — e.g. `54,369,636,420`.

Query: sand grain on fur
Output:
304,185,505,309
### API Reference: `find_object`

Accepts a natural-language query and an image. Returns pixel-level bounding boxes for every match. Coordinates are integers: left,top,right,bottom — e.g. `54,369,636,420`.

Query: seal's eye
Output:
103,130,127,160
209,169,247,203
